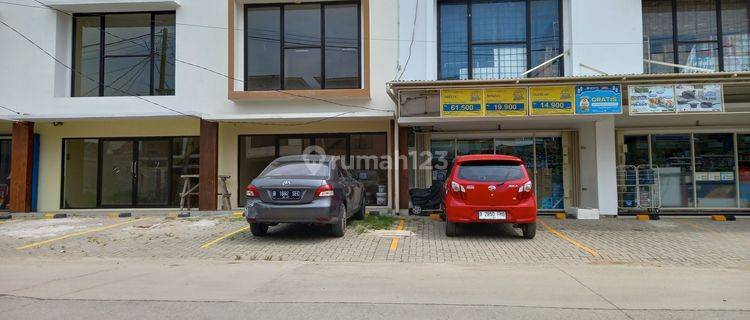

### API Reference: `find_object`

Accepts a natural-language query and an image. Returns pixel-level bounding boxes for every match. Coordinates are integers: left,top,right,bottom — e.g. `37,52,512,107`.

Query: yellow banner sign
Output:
440,89,484,117
484,88,528,117
529,86,575,115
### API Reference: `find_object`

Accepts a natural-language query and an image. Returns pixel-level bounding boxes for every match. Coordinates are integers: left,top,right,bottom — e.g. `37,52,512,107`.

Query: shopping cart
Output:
617,165,662,217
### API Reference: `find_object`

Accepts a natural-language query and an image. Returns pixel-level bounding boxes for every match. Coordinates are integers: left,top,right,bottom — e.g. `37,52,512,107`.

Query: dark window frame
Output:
436,0,565,80
243,1,362,91
60,136,199,209
237,132,387,206
71,11,176,97
643,0,745,73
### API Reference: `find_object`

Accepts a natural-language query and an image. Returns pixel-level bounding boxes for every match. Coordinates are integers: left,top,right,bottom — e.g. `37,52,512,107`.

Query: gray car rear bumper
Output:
244,198,341,224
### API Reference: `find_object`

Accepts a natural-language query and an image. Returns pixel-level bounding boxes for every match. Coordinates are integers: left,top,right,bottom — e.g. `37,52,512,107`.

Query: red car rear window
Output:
456,161,525,182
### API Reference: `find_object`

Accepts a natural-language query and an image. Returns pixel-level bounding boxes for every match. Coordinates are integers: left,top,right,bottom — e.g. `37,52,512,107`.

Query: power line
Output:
28,0,392,114
0,17,199,119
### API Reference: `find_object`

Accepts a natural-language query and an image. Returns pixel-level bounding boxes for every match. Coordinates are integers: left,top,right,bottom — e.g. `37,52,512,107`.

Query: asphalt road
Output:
1,258,748,319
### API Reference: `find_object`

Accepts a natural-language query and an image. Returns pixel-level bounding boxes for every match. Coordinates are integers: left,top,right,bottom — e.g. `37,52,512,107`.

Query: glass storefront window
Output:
239,136,277,203
0,139,11,209
429,136,564,210
350,134,388,206
623,135,650,166
694,133,737,208
457,139,493,156
739,134,750,208
430,140,455,183
495,137,535,183
172,137,200,206
535,137,564,210
238,133,388,206
63,139,99,209
651,134,694,207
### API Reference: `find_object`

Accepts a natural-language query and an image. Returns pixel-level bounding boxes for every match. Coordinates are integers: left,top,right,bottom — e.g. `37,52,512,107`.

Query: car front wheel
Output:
521,222,536,239
250,222,269,237
330,205,347,237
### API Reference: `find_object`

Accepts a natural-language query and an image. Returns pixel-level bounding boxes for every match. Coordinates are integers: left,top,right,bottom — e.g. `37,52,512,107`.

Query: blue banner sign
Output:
574,85,623,115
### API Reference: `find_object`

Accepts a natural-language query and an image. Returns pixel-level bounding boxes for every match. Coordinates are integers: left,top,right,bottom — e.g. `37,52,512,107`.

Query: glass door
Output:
100,140,135,207
137,139,171,207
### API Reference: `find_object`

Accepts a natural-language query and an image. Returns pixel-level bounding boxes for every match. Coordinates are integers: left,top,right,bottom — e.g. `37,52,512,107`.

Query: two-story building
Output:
0,0,398,214
1,0,749,217
389,0,750,217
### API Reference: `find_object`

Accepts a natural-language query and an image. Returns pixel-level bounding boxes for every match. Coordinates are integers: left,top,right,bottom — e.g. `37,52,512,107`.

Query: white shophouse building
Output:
0,0,749,216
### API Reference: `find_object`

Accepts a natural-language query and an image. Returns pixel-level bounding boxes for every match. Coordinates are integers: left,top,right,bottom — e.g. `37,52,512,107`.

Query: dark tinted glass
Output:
529,0,561,77
721,0,750,72
153,14,176,95
261,162,330,178
284,48,322,89
457,161,525,182
239,135,277,204
103,56,151,96
104,13,151,56
624,135,650,166
471,0,525,43
172,137,200,206
246,7,281,90
72,13,175,96
324,3,360,88
62,139,99,209
676,0,718,42
643,0,676,73
439,1,468,80
284,4,321,48
73,16,101,97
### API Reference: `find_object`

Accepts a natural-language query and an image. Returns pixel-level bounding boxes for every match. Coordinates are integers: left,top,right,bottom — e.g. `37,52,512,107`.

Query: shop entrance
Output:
415,133,569,211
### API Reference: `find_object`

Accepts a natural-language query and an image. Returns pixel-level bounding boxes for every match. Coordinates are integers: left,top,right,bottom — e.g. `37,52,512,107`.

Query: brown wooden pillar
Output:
9,122,34,212
398,125,410,210
199,119,219,211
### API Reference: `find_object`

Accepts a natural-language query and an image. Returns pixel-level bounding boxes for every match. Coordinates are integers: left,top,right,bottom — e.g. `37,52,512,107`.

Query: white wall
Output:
567,0,644,76
577,118,618,215
0,0,398,120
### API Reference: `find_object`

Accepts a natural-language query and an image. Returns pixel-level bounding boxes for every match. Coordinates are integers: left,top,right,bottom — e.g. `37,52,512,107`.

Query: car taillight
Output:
246,184,260,198
315,184,334,197
451,181,463,193
518,181,533,193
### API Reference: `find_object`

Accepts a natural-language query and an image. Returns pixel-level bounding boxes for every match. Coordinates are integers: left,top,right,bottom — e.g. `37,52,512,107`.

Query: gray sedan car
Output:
244,155,365,237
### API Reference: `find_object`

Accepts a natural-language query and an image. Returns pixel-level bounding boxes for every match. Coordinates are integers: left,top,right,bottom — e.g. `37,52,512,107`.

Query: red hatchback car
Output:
442,154,537,238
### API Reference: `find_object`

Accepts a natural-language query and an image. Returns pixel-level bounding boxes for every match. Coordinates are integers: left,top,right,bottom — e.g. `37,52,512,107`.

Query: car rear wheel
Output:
445,221,458,237
521,222,536,239
330,206,347,237
250,222,269,237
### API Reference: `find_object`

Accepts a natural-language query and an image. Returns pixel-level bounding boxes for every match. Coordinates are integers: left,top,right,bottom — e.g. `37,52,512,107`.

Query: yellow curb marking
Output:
17,218,151,250
232,211,244,217
636,214,649,221
201,226,250,249
711,215,727,222
389,218,406,252
0,220,9,225
539,219,599,257
554,213,566,220
43,213,56,219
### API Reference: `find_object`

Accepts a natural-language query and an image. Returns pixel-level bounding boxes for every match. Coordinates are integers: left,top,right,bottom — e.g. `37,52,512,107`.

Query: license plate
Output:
271,189,302,200
478,211,507,220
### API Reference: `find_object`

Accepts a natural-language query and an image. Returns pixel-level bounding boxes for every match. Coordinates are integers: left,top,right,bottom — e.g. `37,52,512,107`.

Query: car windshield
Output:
259,161,330,179
457,161,525,182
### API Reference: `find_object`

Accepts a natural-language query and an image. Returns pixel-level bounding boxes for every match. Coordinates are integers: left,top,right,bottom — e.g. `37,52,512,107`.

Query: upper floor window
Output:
643,0,750,73
244,1,361,91
72,12,176,97
438,0,562,80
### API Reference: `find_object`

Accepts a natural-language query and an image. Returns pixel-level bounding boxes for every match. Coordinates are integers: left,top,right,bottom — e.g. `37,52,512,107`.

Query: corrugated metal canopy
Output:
388,72,750,91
